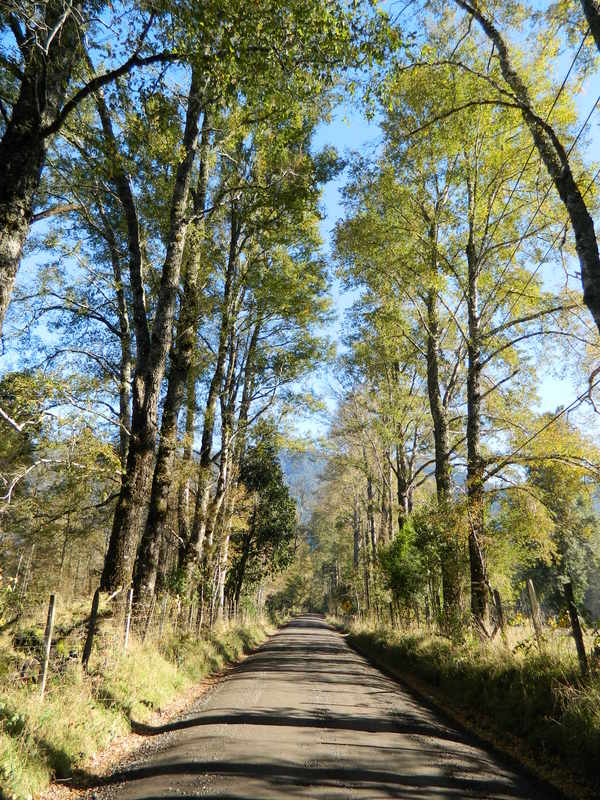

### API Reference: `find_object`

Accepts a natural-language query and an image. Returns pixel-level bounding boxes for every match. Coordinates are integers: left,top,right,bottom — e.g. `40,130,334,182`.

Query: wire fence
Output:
1,581,222,700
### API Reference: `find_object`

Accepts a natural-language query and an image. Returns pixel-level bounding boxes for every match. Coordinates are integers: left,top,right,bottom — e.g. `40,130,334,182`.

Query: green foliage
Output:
265,541,320,617
226,422,299,608
486,417,600,613
378,523,424,608
241,423,298,572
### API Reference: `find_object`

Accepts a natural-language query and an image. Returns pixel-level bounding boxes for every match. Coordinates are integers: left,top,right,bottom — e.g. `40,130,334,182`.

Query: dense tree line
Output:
2,1,600,635
299,1,600,633
0,0,392,621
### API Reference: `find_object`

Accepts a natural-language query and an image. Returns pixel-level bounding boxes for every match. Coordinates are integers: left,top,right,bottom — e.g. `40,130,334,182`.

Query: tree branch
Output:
31,203,79,223
42,50,178,138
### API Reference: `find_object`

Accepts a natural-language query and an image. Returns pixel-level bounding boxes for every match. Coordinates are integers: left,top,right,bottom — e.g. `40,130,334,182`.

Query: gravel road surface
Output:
100,615,561,799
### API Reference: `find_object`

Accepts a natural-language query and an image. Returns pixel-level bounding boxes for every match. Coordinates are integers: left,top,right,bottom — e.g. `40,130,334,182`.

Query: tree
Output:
379,521,425,614
0,370,120,598
99,65,205,593
580,1,600,52
335,25,591,626
335,150,466,627
131,109,213,608
228,423,297,610
0,3,178,338
448,0,600,335
510,415,600,613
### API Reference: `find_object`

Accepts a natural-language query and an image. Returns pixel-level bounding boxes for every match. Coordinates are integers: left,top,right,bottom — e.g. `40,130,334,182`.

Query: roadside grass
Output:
339,618,600,797
0,607,271,800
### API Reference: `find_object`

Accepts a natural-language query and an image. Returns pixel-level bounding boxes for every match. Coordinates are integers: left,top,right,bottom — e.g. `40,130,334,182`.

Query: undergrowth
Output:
0,617,270,800
342,619,600,795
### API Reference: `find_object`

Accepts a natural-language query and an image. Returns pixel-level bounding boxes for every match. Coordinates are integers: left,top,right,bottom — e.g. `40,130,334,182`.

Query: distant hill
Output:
279,449,326,521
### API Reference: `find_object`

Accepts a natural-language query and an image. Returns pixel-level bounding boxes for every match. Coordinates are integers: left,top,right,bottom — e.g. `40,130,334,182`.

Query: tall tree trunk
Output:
0,3,83,337
376,446,392,546
221,317,261,609
454,0,600,334
180,208,240,580
132,111,212,608
378,477,388,546
581,1,600,51
180,367,223,580
193,328,239,605
202,446,232,583
425,292,451,499
216,531,230,619
216,487,235,619
387,451,394,541
206,332,239,549
155,526,170,594
98,205,132,471
362,515,371,613
115,308,132,474
364,457,377,561
395,444,410,530
195,312,259,611
353,495,360,569
425,283,461,630
178,368,197,554
176,110,212,555
131,346,190,606
423,207,462,629
466,187,488,624
101,68,204,592
235,319,261,460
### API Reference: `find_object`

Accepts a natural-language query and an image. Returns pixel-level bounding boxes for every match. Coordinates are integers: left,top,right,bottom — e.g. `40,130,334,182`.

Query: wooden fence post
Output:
526,578,544,649
82,588,101,671
564,580,589,677
493,588,507,643
158,595,168,640
40,594,56,699
142,594,156,643
123,587,134,652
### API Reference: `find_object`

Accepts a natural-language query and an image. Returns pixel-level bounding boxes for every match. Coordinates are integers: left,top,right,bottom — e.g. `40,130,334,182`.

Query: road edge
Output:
38,622,278,800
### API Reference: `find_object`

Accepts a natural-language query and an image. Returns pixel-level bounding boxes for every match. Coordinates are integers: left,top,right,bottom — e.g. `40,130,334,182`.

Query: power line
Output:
484,96,600,335
487,374,600,481
484,26,590,252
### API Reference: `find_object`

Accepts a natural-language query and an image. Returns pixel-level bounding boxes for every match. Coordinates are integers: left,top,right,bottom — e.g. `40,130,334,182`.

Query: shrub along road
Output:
94,615,561,799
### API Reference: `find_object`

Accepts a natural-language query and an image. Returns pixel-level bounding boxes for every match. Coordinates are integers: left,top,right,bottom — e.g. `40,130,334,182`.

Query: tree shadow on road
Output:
73,615,562,800
129,706,467,743
81,756,556,799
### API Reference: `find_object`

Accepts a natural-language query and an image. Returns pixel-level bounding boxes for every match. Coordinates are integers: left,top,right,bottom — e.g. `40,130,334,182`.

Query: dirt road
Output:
102,615,561,799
